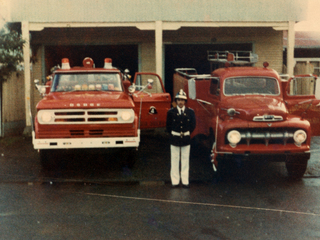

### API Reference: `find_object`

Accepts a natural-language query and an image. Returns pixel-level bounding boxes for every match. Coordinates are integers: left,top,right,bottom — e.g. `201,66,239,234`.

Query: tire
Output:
286,158,308,180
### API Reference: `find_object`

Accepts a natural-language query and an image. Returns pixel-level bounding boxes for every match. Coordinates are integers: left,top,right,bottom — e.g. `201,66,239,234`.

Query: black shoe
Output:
171,184,179,188
182,184,190,188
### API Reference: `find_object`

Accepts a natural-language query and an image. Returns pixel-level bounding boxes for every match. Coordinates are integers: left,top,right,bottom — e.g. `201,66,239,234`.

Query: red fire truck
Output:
33,57,171,167
173,51,320,179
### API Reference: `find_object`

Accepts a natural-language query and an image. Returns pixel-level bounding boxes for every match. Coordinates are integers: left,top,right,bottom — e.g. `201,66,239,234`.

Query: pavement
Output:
0,132,320,184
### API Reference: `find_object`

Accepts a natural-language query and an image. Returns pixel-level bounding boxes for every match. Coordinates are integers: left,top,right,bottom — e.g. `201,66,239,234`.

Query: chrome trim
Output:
37,109,135,124
253,115,283,122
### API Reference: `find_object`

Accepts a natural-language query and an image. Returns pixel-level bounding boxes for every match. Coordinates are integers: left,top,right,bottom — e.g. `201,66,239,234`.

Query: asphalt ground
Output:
0,132,320,184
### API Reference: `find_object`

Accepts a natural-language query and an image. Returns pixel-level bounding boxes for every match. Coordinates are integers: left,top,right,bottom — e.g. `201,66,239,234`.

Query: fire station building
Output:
1,0,306,136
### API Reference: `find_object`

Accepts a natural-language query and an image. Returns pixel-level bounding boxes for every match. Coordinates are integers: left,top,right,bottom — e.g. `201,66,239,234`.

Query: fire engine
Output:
173,51,320,179
33,57,171,168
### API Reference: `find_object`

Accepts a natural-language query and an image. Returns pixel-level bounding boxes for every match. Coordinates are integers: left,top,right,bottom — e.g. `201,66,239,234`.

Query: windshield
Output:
51,73,122,92
224,77,279,96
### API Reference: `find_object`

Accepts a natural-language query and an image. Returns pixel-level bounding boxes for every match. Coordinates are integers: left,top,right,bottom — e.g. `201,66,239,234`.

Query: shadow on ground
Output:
0,134,319,184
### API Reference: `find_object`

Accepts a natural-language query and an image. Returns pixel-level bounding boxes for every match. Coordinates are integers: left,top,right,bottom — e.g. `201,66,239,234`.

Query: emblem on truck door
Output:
149,106,157,114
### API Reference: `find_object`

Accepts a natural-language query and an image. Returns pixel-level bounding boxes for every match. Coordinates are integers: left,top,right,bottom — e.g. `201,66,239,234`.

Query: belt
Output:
171,131,190,137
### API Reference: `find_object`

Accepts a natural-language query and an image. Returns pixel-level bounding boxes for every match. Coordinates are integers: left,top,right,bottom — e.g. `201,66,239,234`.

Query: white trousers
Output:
170,145,190,185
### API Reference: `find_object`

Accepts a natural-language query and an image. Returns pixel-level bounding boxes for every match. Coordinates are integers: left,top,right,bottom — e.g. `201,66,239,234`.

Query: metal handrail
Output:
207,50,258,64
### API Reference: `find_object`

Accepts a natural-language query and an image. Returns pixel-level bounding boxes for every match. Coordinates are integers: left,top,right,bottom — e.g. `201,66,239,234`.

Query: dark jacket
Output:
166,107,196,146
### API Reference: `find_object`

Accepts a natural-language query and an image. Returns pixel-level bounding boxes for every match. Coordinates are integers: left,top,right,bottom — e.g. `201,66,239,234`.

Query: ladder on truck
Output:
207,50,258,71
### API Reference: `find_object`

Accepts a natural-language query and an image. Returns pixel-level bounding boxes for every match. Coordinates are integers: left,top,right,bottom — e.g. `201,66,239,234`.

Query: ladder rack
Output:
174,68,212,79
207,50,258,65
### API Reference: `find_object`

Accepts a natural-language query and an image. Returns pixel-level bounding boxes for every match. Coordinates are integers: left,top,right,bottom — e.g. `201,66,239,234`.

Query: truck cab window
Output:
52,73,123,92
135,74,164,93
224,77,279,96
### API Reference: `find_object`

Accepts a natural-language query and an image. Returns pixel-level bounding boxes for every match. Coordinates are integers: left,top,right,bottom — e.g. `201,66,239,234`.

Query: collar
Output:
177,106,185,114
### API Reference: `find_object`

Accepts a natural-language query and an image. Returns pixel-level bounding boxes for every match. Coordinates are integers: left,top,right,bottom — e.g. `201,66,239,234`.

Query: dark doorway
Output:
45,45,138,76
165,43,252,96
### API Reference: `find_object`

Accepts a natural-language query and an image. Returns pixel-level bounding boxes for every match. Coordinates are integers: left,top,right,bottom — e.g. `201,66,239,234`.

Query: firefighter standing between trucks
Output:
166,89,196,188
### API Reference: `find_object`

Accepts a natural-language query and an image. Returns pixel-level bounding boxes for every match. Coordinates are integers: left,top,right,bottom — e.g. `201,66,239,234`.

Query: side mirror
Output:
147,79,154,89
128,84,136,94
34,79,50,97
315,78,320,99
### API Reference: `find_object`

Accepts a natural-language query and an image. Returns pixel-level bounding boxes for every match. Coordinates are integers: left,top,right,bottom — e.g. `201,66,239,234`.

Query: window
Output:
135,74,164,93
224,77,279,96
52,73,122,92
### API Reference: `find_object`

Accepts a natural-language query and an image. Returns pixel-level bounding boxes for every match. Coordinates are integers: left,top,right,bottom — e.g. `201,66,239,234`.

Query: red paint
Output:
34,58,171,149
173,65,317,171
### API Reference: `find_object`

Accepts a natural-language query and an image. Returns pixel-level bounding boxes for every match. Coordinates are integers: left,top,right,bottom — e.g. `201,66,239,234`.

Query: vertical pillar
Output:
155,21,163,78
22,21,31,128
287,21,295,77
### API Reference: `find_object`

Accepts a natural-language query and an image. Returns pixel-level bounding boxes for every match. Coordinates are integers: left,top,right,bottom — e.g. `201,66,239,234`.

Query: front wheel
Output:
286,158,308,180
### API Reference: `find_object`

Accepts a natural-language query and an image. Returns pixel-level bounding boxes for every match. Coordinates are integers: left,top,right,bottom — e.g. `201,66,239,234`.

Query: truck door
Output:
284,75,320,136
132,73,171,129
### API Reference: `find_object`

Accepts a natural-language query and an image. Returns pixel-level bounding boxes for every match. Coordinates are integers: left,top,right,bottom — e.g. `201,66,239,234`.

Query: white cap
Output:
175,89,187,100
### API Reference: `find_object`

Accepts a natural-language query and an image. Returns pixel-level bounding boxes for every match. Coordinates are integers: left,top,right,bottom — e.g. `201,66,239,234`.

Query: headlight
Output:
38,111,54,123
121,111,132,121
128,85,135,93
293,130,307,146
227,130,241,147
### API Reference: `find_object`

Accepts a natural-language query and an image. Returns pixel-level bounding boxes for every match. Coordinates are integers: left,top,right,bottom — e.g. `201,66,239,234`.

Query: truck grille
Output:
70,129,104,136
37,109,134,124
226,129,297,146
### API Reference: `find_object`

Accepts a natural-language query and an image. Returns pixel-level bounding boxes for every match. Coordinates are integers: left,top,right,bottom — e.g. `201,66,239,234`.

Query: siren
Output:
263,62,269,68
83,57,94,68
104,58,113,69
61,58,70,69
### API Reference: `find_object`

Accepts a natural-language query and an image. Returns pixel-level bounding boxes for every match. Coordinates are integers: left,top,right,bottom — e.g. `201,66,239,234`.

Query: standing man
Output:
166,89,196,188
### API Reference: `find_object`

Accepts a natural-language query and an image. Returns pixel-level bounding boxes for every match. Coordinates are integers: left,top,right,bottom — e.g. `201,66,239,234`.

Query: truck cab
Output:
33,57,171,167
173,51,320,179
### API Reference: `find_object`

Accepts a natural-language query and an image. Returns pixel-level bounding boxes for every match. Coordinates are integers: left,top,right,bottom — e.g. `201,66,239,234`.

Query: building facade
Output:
1,0,306,136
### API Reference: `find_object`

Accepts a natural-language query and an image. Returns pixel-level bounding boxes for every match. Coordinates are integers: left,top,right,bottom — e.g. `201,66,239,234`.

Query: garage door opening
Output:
165,43,252,96
45,45,138,77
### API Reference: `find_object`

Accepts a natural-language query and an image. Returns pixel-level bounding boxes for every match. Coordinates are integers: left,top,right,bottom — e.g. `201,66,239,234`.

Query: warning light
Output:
227,53,234,62
61,58,70,69
104,58,113,69
83,57,94,68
